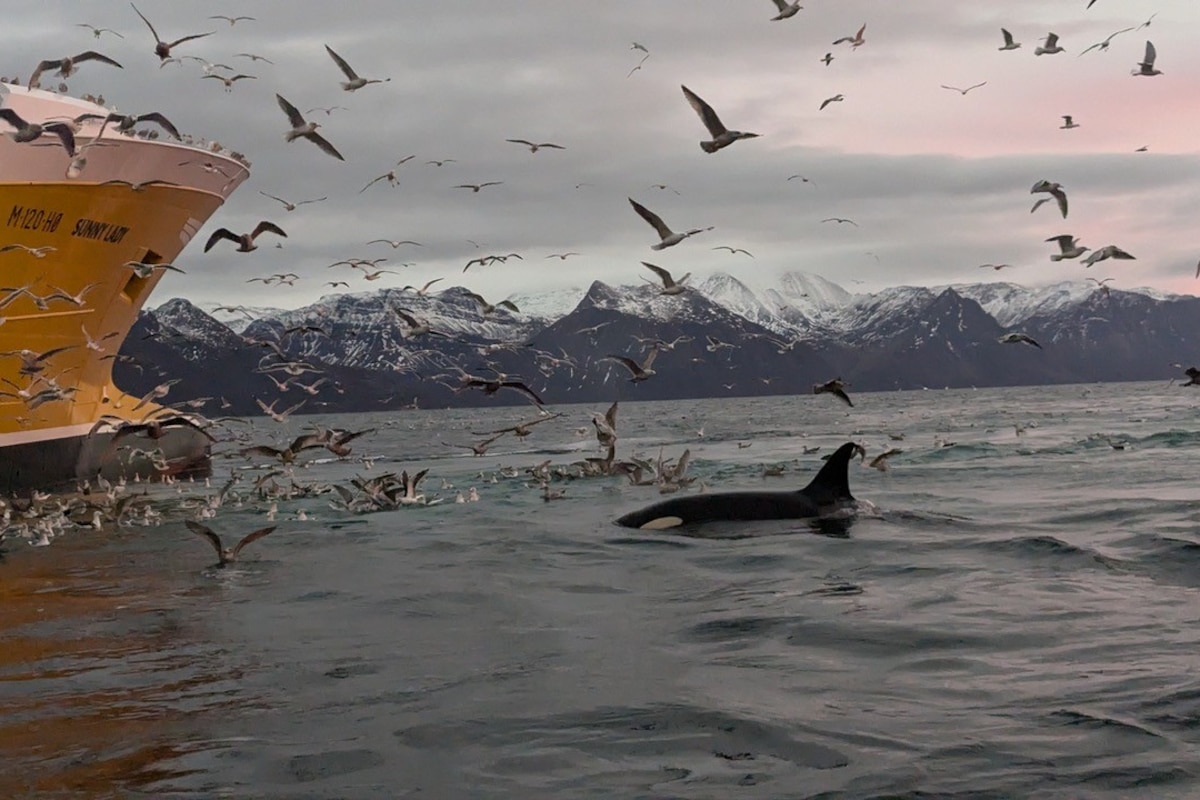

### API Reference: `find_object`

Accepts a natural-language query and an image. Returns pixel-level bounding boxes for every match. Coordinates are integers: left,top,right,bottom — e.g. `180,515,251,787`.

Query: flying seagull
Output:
999,28,1021,51
819,94,845,110
28,51,122,87
628,198,712,250
1081,245,1135,267
130,4,214,61
1059,115,1079,129
204,221,287,253
0,109,76,157
77,24,124,39
454,182,503,193
680,85,759,153
185,520,276,567
713,246,753,257
941,82,986,95
505,139,565,153
768,0,803,21
822,217,858,226
1035,33,1065,55
259,191,327,211
813,377,853,406
325,44,389,91
1030,180,1068,218
642,262,691,295
1079,26,1135,55
603,348,659,382
998,333,1042,349
1045,234,1088,261
276,94,345,160
1132,41,1162,76
833,23,866,48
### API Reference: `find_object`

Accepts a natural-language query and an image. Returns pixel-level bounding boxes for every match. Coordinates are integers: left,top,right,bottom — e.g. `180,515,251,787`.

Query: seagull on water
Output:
1030,180,1068,218
1035,33,1065,55
999,28,1021,51
325,44,389,91
1132,41,1162,76
185,520,276,567
768,0,803,21
1082,245,1135,267
276,94,344,160
629,198,712,250
1046,235,1088,261
642,262,691,295
681,85,759,153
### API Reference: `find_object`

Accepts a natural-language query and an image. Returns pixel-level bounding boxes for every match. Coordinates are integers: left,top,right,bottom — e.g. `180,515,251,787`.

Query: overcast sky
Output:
11,0,1199,309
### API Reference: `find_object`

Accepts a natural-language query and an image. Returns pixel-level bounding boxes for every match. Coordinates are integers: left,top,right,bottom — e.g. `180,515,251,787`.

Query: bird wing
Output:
1045,234,1074,248
0,108,28,129
1030,197,1052,214
324,45,359,80
185,519,224,557
680,85,727,137
497,300,519,312
131,4,160,41
166,32,215,49
1143,40,1157,67
832,388,854,406
1001,28,1015,45
204,228,241,252
252,220,287,239
1050,188,1068,218
770,0,789,10
504,381,546,406
506,138,535,147
230,526,277,559
306,131,345,161
629,198,673,239
275,94,306,128
604,355,641,375
75,51,124,68
641,261,674,288
392,307,419,327
642,348,659,370
1044,33,1059,48
42,123,77,157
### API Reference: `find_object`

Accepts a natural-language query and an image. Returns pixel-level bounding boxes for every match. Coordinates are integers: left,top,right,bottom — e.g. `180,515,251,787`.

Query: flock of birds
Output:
0,2,1197,566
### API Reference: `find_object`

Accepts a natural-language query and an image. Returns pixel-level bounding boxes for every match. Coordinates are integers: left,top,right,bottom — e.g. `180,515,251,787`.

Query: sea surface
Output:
2,381,1200,799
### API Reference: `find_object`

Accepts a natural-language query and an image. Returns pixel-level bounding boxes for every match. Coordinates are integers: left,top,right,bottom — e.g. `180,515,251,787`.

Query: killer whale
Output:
615,441,864,530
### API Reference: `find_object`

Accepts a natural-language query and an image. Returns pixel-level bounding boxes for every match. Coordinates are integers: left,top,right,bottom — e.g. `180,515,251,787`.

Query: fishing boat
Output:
0,82,248,492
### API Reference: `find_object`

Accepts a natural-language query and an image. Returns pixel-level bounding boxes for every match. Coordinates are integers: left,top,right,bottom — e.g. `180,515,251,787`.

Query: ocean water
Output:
2,381,1200,799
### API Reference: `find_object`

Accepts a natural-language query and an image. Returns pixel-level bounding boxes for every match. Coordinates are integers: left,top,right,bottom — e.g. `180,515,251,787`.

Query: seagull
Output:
813,377,853,406
28,51,122,87
1082,245,1135,267
978,263,1013,271
833,24,866,48
869,449,902,471
822,217,858,226
235,52,275,65
1087,277,1115,296
204,221,287,253
505,139,565,153
642,262,691,295
604,348,658,382
360,171,402,193
940,82,986,95
0,109,76,156
402,278,443,296
648,183,681,194
1132,41,1162,76
464,291,519,316
97,111,181,140
77,23,124,39
325,44,389,91
456,375,545,406
1046,234,1088,261
998,333,1042,349
629,198,712,249
368,239,422,248
125,260,184,278
681,85,759,153
1030,180,1068,218
819,94,844,110
999,28,1021,51
1035,33,1065,55
820,52,834,66
185,520,275,567
631,42,649,54
768,0,803,21
203,73,256,92
209,15,255,25
787,175,816,186
1182,366,1200,386
1079,26,1135,55
544,252,580,260
276,94,344,160
1138,13,1157,30
1060,115,1079,129
713,246,753,257
259,191,327,211
130,4,214,61
454,182,503,193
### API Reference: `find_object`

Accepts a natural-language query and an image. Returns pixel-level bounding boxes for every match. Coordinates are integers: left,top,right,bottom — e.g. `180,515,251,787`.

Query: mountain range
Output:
113,271,1199,414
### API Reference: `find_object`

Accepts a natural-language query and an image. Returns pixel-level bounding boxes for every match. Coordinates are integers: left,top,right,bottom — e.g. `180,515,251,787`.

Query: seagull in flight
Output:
819,94,844,110
768,0,803,21
642,262,691,295
940,82,986,95
713,246,753,257
998,333,1042,349
185,520,275,567
454,182,503,193
259,192,327,211
28,51,122,88
77,23,124,39
681,85,759,154
1082,245,1135,267
1030,180,1068,218
506,139,565,153
1079,26,1135,55
1045,234,1088,261
130,4,214,61
813,377,853,406
603,349,658,383
629,198,712,249
832,24,866,48
0,109,76,157
204,221,287,253
1059,115,1079,129
276,94,344,160
1035,33,1065,55
325,44,390,91
822,217,858,227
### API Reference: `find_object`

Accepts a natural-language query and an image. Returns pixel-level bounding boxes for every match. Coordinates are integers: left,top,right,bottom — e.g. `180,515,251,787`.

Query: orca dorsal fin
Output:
798,441,862,506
